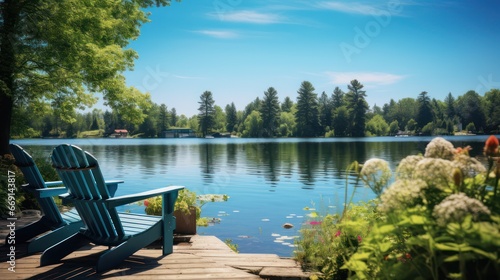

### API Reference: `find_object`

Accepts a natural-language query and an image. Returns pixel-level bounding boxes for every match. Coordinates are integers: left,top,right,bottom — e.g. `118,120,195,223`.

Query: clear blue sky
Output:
123,0,500,117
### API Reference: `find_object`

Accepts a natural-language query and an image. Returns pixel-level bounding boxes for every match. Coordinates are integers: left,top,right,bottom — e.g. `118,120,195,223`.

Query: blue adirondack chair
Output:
8,144,123,253
41,144,184,272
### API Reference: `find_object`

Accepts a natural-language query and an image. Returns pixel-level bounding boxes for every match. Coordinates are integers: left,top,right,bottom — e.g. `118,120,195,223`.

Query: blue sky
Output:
124,0,500,117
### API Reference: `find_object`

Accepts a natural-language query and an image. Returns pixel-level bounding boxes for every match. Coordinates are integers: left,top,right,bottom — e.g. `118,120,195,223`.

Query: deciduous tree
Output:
0,0,180,154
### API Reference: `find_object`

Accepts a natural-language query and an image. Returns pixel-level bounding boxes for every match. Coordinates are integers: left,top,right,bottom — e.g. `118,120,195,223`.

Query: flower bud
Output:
484,135,499,157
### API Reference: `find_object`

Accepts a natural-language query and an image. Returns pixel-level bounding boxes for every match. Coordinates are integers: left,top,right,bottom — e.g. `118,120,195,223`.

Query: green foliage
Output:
343,137,500,279
295,201,380,280
483,89,500,133
281,96,294,113
416,91,434,131
260,87,281,137
456,90,486,133
297,137,500,279
242,110,263,137
144,189,229,226
198,91,216,136
466,122,476,133
278,111,296,137
388,120,399,136
225,102,238,133
296,81,321,137
224,239,239,253
365,115,389,136
345,80,368,137
332,106,350,137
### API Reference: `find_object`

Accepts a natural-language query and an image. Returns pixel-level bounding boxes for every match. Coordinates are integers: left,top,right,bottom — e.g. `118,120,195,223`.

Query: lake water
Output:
12,136,491,256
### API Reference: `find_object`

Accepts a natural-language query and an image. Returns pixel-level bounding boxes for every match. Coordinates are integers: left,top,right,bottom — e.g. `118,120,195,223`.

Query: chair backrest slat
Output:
51,144,124,238
9,144,64,225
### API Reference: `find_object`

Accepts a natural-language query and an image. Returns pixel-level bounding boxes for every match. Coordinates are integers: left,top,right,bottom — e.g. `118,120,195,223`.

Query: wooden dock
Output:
0,213,309,279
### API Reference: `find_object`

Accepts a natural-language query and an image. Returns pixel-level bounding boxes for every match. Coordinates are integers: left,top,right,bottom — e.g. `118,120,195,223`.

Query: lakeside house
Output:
110,129,128,138
161,128,197,138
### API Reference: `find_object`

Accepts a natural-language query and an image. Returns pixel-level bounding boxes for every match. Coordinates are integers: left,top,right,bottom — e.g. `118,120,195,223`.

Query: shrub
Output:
297,136,500,279
344,137,500,279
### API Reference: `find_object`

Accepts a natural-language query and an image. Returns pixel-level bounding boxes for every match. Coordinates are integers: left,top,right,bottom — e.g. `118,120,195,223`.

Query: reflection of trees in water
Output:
199,143,226,184
52,138,489,192
262,142,280,185
297,142,319,187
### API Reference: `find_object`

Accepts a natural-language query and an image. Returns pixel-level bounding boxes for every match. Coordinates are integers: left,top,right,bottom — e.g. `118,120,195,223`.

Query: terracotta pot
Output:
173,206,197,234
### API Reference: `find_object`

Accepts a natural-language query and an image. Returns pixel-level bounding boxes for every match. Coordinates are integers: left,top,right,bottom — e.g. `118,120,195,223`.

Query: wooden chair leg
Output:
96,223,162,272
28,222,83,254
40,233,90,266
9,219,50,244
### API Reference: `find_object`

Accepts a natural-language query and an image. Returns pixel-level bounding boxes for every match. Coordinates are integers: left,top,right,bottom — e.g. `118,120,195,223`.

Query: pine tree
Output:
345,79,368,137
198,91,216,137
295,81,321,137
260,87,281,137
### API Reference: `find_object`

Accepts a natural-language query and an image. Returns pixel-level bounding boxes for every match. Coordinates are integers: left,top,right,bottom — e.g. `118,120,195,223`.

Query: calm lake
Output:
12,136,492,256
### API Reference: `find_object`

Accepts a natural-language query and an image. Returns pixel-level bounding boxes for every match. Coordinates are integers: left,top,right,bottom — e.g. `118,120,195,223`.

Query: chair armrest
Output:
37,187,67,198
37,180,124,199
45,181,63,187
104,180,124,197
105,185,184,208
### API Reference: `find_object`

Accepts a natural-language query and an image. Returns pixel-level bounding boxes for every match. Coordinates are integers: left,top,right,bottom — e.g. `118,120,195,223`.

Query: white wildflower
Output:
378,179,427,213
360,158,392,196
453,154,487,178
396,155,424,179
414,158,455,189
424,137,455,160
433,193,491,226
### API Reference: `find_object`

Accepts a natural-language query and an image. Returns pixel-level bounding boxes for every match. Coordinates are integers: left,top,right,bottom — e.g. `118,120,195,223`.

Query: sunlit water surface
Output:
13,136,490,256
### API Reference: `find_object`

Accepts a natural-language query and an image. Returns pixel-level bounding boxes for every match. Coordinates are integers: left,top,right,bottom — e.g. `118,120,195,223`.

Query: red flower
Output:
484,135,499,156
335,230,341,237
309,221,322,226
144,200,149,207
357,235,362,243
405,253,412,259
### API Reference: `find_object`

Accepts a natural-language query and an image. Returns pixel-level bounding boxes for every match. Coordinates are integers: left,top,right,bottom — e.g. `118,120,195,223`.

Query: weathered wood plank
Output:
0,217,307,279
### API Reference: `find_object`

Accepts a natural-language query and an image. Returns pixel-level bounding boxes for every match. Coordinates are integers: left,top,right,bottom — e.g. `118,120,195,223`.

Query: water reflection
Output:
13,136,491,256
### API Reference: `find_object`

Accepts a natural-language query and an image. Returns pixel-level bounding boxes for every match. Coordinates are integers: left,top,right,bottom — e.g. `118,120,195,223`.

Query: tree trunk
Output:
0,0,20,155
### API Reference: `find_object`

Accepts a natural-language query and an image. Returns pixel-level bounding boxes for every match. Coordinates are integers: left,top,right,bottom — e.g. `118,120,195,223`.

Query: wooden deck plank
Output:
0,216,307,279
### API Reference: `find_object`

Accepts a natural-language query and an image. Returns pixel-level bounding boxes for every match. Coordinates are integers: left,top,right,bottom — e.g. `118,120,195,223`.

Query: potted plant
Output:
144,189,199,235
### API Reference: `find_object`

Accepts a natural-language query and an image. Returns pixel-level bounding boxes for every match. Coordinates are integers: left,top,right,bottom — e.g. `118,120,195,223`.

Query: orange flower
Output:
484,135,499,156
144,199,149,207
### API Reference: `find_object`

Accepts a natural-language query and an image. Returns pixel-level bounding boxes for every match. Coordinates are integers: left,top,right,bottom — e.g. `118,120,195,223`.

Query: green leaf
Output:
351,252,371,260
443,254,460,262
342,260,368,271
379,242,392,253
375,224,395,234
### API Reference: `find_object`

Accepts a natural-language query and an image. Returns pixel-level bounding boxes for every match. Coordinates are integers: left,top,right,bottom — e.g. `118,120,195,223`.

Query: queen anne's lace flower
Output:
433,193,491,226
360,158,392,196
378,179,427,213
424,137,455,160
453,154,487,178
414,158,455,189
396,155,424,179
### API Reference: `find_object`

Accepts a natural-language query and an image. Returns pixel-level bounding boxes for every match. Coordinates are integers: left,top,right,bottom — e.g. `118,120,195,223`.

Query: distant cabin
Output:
111,129,128,138
211,132,231,138
161,128,196,138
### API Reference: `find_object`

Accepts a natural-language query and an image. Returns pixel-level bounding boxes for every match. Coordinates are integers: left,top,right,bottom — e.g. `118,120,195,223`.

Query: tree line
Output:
11,79,500,139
